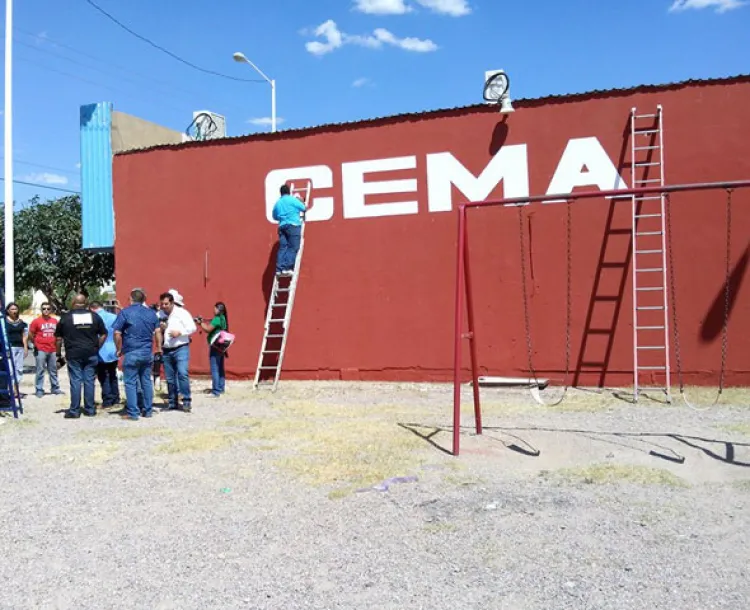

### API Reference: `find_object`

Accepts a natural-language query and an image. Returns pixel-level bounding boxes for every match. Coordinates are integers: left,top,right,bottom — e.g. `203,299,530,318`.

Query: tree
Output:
0,195,114,311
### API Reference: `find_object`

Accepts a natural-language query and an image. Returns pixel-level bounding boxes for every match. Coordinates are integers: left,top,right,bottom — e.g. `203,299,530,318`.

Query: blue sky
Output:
1,0,748,204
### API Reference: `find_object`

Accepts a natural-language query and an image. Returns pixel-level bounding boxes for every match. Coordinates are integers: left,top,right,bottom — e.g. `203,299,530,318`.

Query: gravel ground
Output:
0,374,748,610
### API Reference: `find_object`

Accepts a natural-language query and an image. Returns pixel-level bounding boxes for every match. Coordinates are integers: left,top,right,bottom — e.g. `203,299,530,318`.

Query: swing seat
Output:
477,376,549,389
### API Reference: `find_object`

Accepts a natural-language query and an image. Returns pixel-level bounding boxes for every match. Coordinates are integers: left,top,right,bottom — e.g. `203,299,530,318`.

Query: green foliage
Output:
0,195,114,310
14,289,33,313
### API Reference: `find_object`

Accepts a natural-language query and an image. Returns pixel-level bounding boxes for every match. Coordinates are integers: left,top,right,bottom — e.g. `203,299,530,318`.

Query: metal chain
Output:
667,190,732,402
665,193,685,392
517,203,572,395
718,188,733,395
564,200,572,383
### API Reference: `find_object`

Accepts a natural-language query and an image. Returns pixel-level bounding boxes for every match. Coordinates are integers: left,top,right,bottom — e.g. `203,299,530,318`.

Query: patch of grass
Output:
551,463,688,487
42,441,120,466
225,411,427,490
422,522,458,534
464,388,628,415
276,400,435,420
675,387,750,409
156,426,280,455
276,418,426,488
156,431,236,454
222,416,262,429
0,416,37,431
719,423,750,436
327,487,353,500
225,417,301,441
78,427,175,441
442,473,486,487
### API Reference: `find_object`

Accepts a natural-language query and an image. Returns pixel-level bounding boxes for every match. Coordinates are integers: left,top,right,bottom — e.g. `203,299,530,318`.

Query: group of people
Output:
4,289,230,420
1,183,303,418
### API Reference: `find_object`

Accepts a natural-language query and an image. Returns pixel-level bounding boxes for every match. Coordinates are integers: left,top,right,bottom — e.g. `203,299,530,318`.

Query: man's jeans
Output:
123,350,153,419
276,224,302,273
209,347,225,396
96,361,120,407
67,355,98,416
162,345,191,410
35,350,60,394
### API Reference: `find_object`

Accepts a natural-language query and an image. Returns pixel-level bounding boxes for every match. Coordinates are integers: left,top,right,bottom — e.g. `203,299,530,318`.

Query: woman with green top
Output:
196,302,228,397
4,302,28,390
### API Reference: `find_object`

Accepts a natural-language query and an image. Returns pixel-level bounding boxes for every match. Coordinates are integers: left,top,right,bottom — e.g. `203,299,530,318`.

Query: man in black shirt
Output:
55,294,108,418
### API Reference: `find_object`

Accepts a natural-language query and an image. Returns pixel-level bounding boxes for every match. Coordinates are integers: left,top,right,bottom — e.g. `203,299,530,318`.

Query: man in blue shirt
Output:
90,301,120,408
271,184,308,276
112,288,161,420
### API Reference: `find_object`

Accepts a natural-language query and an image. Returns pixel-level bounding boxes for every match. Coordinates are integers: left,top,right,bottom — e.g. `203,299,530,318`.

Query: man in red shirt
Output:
28,302,63,398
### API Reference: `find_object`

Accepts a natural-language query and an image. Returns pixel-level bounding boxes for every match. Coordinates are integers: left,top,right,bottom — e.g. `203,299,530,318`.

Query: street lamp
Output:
233,51,276,133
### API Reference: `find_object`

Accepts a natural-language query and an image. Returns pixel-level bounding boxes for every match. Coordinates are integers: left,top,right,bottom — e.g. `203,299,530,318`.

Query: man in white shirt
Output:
159,290,197,412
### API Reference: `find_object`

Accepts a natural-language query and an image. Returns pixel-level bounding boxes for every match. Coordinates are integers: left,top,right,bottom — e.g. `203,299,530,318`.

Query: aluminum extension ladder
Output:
0,289,23,417
253,181,311,391
630,105,671,402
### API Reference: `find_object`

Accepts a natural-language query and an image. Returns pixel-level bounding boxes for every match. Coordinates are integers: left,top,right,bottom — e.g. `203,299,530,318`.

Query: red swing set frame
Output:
452,179,750,456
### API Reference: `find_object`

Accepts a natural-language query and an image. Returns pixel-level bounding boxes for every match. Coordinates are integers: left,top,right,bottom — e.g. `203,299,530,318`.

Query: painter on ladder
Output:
272,184,308,277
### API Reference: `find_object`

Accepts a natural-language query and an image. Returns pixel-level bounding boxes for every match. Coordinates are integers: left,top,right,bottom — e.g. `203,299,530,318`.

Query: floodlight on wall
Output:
185,111,226,141
483,70,514,114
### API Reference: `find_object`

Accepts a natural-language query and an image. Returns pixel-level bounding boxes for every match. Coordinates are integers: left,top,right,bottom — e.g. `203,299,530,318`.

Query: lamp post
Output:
233,52,276,133
4,0,14,302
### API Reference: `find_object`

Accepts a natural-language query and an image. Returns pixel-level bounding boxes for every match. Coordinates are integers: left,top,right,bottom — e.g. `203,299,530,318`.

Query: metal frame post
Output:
463,213,482,436
453,205,483,456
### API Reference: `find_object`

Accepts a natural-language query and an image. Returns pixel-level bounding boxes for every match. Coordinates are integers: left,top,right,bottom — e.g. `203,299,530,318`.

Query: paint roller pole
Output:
4,0,14,302
453,206,467,456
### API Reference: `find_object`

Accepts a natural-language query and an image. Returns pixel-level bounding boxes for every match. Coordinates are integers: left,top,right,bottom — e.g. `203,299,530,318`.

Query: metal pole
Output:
463,180,750,209
463,213,482,435
452,206,467,456
3,0,13,303
270,79,276,133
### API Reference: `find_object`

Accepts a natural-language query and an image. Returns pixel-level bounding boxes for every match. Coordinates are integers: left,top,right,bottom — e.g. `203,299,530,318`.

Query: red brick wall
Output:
113,78,750,386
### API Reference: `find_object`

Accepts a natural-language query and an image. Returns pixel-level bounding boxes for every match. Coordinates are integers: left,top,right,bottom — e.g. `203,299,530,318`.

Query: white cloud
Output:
354,0,412,14
669,0,745,12
305,20,345,55
21,172,69,186
373,27,438,51
75,162,81,169
246,117,286,126
305,20,438,56
415,0,471,16
352,77,372,87
354,0,471,15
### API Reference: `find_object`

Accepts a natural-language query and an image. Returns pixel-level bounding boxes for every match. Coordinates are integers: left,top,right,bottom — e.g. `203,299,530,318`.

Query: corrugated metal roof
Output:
116,73,750,157
80,102,115,251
